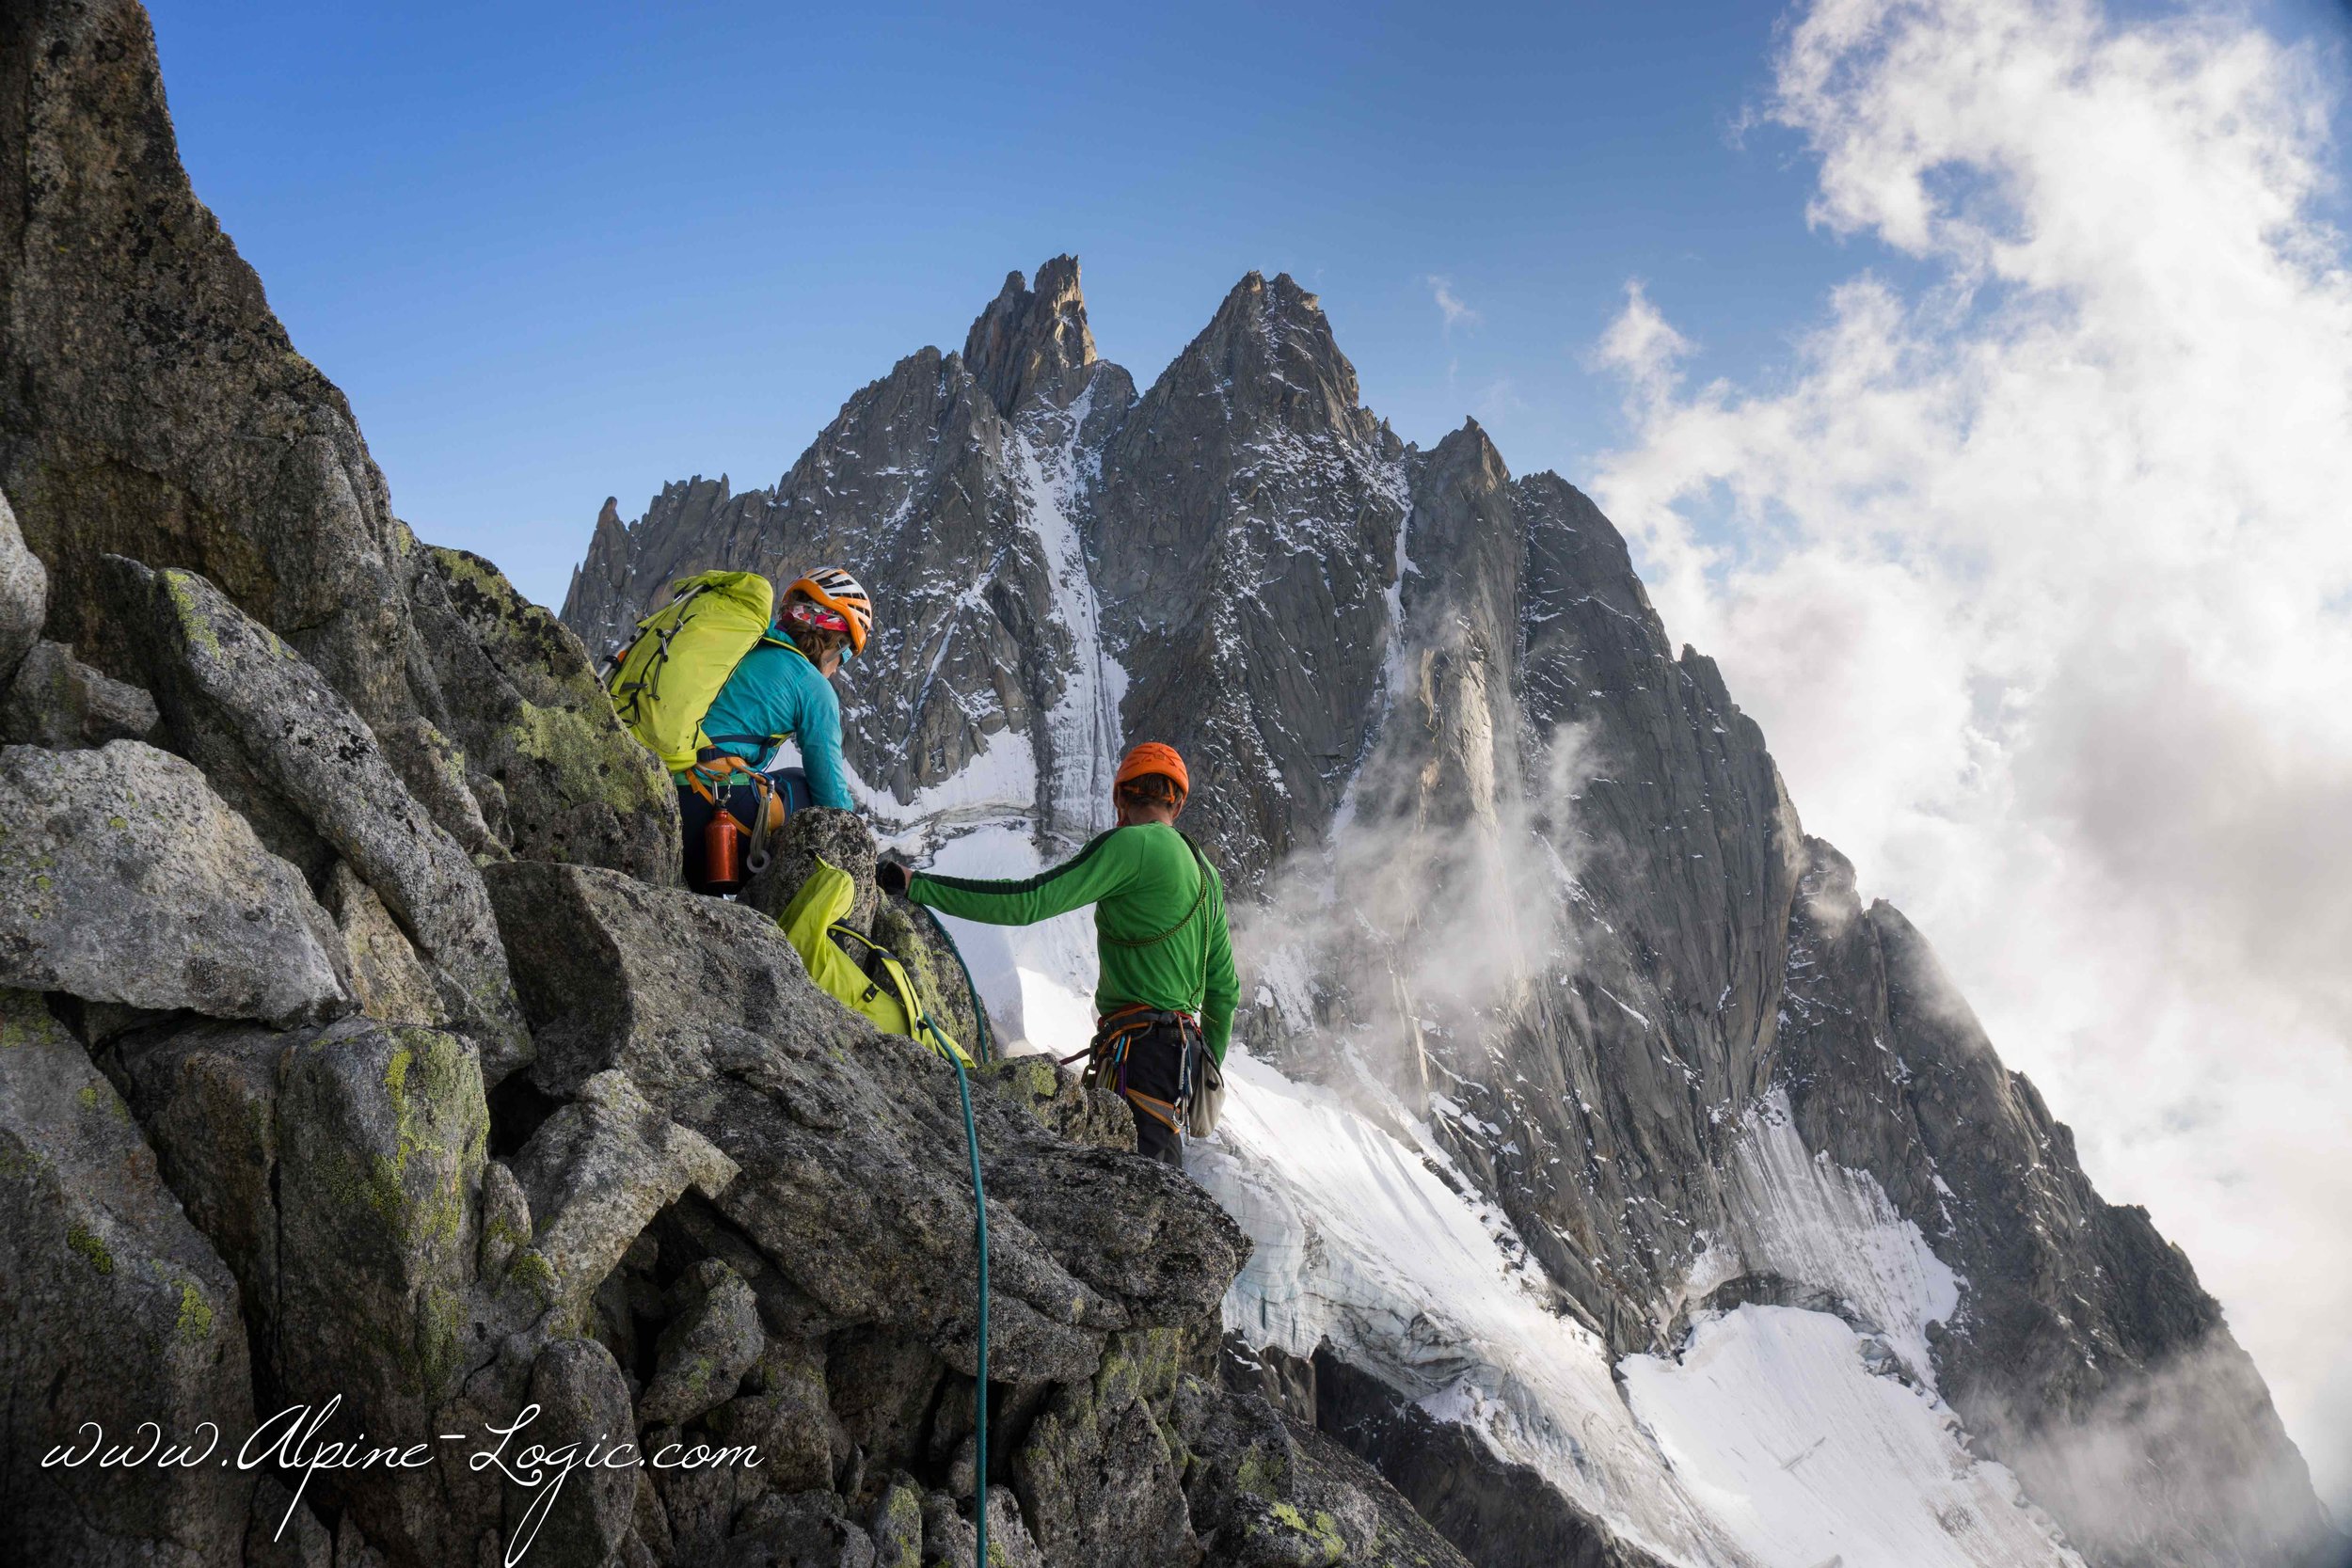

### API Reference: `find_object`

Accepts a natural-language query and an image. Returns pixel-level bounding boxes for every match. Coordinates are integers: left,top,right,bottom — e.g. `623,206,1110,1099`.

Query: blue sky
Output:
147,0,1886,609
148,1,2348,609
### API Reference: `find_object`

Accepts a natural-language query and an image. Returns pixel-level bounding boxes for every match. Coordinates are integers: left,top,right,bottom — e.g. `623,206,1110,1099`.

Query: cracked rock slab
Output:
0,739,350,1025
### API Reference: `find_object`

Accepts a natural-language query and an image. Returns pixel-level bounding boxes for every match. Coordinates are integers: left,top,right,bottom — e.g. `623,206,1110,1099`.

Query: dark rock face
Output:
570,258,2339,1568
563,279,1134,834
1306,1350,1668,1568
0,0,686,886
1089,272,1408,883
1772,847,2347,1567
561,263,1404,878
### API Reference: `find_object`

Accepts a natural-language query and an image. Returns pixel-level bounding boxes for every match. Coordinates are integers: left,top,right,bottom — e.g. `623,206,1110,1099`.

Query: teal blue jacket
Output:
693,640,855,810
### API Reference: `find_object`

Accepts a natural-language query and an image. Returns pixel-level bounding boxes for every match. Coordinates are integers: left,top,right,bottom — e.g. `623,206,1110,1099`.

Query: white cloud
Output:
1594,0,2352,1518
1594,278,1693,407
1426,273,1482,331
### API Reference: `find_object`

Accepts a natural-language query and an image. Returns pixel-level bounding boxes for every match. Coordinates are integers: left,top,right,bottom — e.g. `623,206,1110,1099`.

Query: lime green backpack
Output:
604,571,787,772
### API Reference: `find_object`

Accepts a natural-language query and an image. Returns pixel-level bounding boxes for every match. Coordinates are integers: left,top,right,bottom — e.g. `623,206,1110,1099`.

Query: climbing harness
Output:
1064,832,1217,1137
1067,1005,1204,1140
682,752,790,888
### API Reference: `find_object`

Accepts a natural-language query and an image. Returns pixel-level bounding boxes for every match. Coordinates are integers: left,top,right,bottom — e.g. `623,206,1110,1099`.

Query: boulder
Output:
110,1015,495,1556
866,1481,924,1568
405,546,678,882
502,1338,638,1568
273,1023,489,1429
918,1485,1047,1568
0,487,47,689
323,862,448,1027
1170,1376,1476,1568
108,559,531,1077
706,1337,838,1497
107,1020,287,1378
0,989,256,1568
0,740,349,1026
116,1013,755,1564
741,806,879,931
1,638,159,748
640,1259,766,1428
501,1068,739,1327
726,1489,882,1568
245,1477,335,1568
244,1476,335,1568
1011,1327,1199,1568
982,1053,1136,1151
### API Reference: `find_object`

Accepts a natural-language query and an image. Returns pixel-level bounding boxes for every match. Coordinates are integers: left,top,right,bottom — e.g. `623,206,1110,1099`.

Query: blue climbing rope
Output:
913,968,990,1567
909,900,993,1558
948,1053,990,1567
921,905,993,1064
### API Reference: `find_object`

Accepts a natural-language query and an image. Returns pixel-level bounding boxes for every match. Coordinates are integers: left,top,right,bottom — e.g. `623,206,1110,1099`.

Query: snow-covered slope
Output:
1623,1307,2082,1568
980,935,2080,1568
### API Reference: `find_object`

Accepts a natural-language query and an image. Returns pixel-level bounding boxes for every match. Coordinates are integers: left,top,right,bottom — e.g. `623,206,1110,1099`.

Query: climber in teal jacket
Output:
699,637,854,808
678,568,870,890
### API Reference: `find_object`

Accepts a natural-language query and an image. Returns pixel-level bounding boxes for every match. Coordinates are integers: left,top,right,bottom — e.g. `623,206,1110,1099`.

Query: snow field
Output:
1622,1306,2082,1568
1715,1089,1962,1386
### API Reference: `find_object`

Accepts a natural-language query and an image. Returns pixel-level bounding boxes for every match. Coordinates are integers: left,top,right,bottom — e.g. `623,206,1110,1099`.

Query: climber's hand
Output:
877,860,911,897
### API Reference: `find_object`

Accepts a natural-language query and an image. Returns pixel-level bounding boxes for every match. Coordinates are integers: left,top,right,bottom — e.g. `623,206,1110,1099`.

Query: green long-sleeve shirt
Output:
908,822,1239,1060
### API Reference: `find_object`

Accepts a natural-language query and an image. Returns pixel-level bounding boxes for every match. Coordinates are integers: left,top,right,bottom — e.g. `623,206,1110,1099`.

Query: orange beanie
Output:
1114,741,1189,800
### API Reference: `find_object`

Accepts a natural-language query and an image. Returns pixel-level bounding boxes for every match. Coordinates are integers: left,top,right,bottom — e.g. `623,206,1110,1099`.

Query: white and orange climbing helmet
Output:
782,566,874,656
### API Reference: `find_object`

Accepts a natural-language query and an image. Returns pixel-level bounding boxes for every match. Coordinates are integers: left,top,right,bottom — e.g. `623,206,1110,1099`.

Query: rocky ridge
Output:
0,5,1474,1567
564,255,2343,1568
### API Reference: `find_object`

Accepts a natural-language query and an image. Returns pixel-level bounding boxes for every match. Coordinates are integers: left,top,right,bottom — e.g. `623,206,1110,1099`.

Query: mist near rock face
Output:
1595,0,2352,1513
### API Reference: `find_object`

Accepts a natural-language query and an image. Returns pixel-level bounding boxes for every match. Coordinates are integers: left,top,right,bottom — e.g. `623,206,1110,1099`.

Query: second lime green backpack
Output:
604,571,785,772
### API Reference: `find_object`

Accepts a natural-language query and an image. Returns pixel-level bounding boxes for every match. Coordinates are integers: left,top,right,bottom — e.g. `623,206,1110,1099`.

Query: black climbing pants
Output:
1111,1014,1194,1170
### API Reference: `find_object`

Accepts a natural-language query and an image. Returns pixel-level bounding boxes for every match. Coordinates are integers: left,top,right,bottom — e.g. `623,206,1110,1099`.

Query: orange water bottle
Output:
703,807,747,894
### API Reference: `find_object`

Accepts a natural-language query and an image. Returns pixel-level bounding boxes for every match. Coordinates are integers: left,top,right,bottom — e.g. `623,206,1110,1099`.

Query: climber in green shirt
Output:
881,741,1235,1167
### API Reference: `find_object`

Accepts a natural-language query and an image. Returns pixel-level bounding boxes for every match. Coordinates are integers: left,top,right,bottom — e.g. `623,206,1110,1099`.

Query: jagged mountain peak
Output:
1137,267,1381,456
961,252,1097,418
1427,416,1510,482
